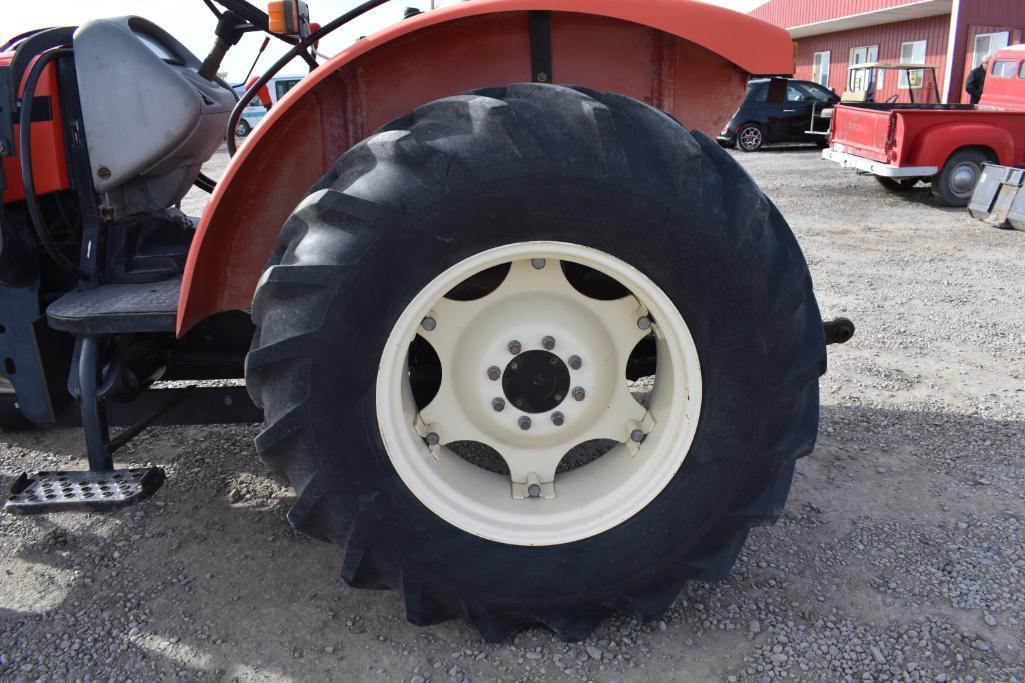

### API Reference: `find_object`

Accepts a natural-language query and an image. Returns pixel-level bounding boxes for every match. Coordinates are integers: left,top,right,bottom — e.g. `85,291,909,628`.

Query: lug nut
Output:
572,387,586,402
425,432,440,446
421,316,437,331
568,355,582,370
508,340,522,355
630,429,646,443
541,336,556,350
637,316,652,331
531,258,546,270
492,398,506,412
551,411,565,426
527,483,542,498
487,366,501,381
554,393,563,402
518,416,532,431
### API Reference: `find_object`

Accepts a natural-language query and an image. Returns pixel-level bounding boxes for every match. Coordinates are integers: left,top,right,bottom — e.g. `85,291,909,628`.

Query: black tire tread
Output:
247,84,824,642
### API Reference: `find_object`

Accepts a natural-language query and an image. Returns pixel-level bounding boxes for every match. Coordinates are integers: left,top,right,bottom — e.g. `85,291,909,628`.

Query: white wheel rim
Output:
376,241,702,546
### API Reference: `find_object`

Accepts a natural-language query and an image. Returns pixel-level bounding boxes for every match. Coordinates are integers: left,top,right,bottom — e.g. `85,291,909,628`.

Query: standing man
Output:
966,56,991,105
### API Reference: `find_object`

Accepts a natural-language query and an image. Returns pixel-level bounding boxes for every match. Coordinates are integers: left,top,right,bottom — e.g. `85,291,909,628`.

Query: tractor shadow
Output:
1,403,1023,679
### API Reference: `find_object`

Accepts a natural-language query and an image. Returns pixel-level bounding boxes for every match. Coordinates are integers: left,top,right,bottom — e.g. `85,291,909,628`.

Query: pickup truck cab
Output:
823,46,1025,206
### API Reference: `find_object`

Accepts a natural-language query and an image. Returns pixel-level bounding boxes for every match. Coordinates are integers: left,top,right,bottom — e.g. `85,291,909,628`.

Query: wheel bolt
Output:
487,366,501,381
425,432,440,446
630,429,646,443
637,316,652,331
568,355,582,370
519,416,532,431
527,483,542,498
492,398,506,412
551,411,565,426
421,316,437,331
508,340,522,355
542,336,556,350
531,258,546,270
572,387,586,402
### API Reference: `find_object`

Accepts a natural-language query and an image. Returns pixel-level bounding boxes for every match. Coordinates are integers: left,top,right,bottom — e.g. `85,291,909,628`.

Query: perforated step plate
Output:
4,467,165,515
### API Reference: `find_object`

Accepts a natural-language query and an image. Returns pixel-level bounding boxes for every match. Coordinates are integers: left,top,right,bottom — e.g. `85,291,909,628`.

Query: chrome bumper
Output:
822,148,937,178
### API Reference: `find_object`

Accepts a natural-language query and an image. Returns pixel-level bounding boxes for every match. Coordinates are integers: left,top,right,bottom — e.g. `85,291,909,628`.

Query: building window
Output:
812,51,830,88
900,40,927,88
848,45,879,91
991,60,1018,79
974,32,1010,68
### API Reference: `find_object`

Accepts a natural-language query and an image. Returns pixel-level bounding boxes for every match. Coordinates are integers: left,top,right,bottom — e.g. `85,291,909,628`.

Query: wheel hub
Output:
502,350,570,414
376,242,703,545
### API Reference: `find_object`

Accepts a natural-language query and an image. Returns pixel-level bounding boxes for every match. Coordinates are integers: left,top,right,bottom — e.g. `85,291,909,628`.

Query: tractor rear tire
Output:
246,84,825,642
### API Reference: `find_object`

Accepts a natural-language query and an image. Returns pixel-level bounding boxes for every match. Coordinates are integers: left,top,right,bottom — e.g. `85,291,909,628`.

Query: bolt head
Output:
508,340,522,355
421,316,437,331
487,366,501,381
637,316,652,331
551,411,565,426
531,258,546,270
98,166,111,179
572,387,586,402
425,432,440,446
527,483,543,498
518,416,532,431
568,355,582,370
541,336,556,350
492,397,506,412
630,429,646,443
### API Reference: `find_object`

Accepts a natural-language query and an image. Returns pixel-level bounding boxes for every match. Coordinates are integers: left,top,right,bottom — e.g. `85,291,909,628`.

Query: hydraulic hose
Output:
19,48,88,280
226,0,392,156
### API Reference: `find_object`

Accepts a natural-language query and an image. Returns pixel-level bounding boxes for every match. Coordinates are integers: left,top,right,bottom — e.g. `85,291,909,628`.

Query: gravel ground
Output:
2,143,1024,682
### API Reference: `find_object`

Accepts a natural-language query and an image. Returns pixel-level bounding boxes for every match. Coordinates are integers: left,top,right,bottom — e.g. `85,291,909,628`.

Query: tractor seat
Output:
47,278,180,335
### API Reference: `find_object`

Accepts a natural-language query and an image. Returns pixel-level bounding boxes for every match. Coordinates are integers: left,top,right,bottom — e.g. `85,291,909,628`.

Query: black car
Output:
717,79,840,152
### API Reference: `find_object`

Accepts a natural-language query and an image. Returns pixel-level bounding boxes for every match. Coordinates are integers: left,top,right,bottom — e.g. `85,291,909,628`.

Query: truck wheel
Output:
876,176,918,192
933,149,988,206
246,84,825,642
737,123,764,152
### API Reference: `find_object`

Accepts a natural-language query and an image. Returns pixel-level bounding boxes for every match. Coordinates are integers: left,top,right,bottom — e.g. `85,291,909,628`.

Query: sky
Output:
5,0,766,83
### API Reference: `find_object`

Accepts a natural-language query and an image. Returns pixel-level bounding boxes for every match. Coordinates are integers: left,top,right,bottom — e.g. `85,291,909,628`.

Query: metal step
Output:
46,278,180,334
4,467,165,515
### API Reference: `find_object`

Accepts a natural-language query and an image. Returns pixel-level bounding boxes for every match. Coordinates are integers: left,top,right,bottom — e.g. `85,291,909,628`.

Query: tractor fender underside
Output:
176,0,794,335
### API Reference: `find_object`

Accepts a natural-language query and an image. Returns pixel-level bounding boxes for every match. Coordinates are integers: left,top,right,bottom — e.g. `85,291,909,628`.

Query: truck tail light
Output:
885,114,897,158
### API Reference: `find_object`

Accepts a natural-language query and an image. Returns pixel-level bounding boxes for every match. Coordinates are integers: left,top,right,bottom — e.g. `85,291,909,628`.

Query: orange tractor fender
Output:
176,0,793,336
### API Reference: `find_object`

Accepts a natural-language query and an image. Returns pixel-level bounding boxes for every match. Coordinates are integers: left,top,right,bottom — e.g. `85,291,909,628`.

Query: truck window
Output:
275,78,301,100
1020,61,1025,79
992,60,1017,79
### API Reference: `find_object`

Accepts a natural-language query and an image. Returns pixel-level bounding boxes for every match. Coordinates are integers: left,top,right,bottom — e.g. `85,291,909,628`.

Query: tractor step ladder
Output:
4,279,180,515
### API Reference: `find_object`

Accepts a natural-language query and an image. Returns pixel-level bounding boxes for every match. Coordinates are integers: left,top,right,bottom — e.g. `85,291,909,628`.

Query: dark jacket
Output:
966,64,987,104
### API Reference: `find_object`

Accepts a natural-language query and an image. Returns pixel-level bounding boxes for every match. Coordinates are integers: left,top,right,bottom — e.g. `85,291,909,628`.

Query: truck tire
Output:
933,149,989,206
737,123,764,152
246,84,825,642
876,176,918,192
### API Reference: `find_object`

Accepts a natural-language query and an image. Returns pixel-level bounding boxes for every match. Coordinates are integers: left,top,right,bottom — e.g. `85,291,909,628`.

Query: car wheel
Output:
737,124,764,152
235,119,252,138
932,149,989,207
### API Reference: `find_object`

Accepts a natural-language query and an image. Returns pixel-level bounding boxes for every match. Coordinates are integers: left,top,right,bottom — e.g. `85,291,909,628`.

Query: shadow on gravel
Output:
1,402,1022,680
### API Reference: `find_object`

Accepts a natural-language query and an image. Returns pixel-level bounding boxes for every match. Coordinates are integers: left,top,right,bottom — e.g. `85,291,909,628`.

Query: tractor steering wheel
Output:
203,0,271,30
885,94,899,104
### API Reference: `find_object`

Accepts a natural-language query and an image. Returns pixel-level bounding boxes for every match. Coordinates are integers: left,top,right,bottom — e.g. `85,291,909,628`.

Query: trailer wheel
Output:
933,149,989,206
876,176,918,193
246,84,825,642
737,123,764,152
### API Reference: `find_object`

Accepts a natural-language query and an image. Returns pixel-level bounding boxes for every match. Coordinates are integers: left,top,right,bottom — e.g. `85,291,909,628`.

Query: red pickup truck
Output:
823,45,1025,206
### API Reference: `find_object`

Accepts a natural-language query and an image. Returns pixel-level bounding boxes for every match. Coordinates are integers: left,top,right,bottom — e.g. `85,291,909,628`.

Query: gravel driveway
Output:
2,143,1024,682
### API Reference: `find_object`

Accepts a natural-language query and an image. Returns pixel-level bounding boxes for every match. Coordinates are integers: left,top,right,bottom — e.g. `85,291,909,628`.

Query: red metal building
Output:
750,0,1025,103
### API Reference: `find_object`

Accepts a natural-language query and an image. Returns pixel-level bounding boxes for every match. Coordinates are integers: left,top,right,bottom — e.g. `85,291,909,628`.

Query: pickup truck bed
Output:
824,103,1025,205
